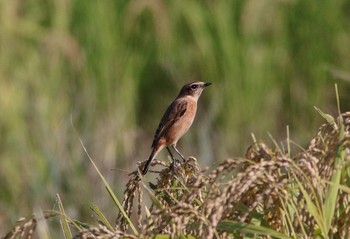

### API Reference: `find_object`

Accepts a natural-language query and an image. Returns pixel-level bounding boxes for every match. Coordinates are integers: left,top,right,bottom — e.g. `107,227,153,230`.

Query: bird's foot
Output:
172,158,182,166
172,157,187,165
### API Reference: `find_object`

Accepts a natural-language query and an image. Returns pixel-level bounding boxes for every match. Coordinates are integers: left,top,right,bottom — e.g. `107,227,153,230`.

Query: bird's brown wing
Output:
151,98,188,148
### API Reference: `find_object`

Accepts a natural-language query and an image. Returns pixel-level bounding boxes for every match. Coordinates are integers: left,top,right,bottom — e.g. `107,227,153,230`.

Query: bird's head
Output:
178,81,211,99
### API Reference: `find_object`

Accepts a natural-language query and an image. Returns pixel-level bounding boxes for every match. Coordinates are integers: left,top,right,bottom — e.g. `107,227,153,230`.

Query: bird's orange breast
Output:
162,97,197,146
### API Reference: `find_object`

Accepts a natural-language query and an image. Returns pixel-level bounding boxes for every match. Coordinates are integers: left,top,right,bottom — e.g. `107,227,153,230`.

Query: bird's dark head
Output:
178,81,211,99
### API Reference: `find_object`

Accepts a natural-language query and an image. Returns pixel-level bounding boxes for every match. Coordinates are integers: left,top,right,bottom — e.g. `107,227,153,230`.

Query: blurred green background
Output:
1,0,350,234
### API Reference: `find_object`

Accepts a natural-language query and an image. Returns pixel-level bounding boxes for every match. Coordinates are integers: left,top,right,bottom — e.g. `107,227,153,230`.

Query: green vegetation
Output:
0,0,350,237
4,112,350,238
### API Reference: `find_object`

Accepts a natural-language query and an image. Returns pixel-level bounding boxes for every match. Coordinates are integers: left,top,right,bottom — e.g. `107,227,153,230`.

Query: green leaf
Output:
72,119,138,236
143,181,164,210
314,107,335,125
90,203,114,231
217,220,292,239
324,181,350,194
323,114,345,233
294,176,326,236
56,194,73,239
87,147,138,235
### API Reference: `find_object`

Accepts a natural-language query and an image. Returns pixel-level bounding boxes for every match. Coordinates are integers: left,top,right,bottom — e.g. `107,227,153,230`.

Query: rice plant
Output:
4,111,350,238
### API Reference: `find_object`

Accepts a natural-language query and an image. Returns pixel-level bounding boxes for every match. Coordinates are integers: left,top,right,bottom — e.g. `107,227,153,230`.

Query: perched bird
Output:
142,81,211,175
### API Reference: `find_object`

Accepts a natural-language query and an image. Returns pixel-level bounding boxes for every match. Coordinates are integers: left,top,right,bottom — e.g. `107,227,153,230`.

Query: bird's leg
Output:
166,147,176,164
172,145,186,163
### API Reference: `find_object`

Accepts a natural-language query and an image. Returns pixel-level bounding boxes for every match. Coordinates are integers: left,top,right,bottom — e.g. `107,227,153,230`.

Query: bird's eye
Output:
190,85,198,90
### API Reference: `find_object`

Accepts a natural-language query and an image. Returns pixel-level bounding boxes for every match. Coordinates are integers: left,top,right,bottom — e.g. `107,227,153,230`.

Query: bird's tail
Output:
142,147,158,175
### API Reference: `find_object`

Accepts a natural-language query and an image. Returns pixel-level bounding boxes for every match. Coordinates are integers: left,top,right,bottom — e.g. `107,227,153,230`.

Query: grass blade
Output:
324,181,350,194
71,116,138,235
323,112,345,233
90,203,114,231
56,194,73,239
314,106,335,125
217,220,292,239
80,137,138,235
294,175,326,236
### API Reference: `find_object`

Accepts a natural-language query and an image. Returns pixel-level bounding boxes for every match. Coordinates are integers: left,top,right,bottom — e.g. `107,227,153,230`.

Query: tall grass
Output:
0,0,349,235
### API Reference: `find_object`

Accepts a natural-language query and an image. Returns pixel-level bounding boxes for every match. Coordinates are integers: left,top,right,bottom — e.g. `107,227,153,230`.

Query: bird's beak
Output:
203,82,212,88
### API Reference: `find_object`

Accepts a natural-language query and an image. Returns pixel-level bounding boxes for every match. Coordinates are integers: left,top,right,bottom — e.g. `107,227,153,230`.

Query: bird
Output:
142,81,211,175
